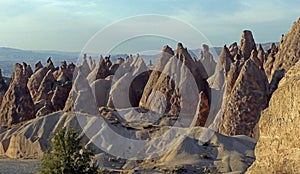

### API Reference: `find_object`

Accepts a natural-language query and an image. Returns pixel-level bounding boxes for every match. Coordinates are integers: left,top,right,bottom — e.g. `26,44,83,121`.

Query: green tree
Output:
41,127,98,174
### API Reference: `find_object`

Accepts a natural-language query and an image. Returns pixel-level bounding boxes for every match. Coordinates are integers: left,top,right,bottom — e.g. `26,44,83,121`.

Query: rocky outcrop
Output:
247,59,300,174
87,56,112,84
46,57,55,72
238,30,256,59
90,79,111,107
34,70,56,115
107,56,149,109
218,50,269,138
0,111,256,174
34,61,43,72
208,45,233,90
64,66,98,115
228,42,239,58
139,43,209,127
0,69,8,105
0,63,35,127
191,91,210,127
139,45,174,109
257,44,266,63
199,44,216,77
267,19,300,95
28,67,49,101
263,43,278,81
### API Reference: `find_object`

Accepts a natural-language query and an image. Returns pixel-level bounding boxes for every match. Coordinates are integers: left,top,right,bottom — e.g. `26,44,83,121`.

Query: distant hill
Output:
0,42,277,76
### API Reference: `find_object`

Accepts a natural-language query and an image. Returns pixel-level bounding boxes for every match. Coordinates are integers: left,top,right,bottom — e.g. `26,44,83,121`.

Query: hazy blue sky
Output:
0,0,299,52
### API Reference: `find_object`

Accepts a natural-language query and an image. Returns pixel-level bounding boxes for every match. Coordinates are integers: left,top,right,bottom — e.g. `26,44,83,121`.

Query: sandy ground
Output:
0,157,40,174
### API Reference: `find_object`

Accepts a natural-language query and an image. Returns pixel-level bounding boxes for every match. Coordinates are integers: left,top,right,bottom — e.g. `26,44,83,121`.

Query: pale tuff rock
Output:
107,56,149,109
63,66,98,115
139,45,174,109
247,60,300,174
0,63,35,127
87,56,112,84
200,44,216,77
239,30,256,59
109,57,125,75
89,56,96,70
139,43,209,127
208,45,233,90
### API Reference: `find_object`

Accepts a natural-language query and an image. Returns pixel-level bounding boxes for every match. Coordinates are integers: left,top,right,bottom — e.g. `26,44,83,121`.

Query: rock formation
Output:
0,63,35,127
247,59,300,174
107,56,149,109
191,91,210,127
0,69,8,105
64,66,98,115
34,70,56,115
34,61,43,72
257,44,266,63
199,44,216,77
90,79,111,107
263,43,278,80
28,67,49,101
139,43,209,127
46,57,55,72
267,19,300,95
218,50,269,137
238,30,256,59
208,45,233,90
87,56,112,84
228,42,239,58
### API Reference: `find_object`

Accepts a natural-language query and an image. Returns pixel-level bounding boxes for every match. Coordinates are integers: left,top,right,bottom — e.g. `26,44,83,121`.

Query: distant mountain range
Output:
0,42,276,76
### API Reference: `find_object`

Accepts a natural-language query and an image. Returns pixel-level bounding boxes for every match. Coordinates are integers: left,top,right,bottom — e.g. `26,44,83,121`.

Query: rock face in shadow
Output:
268,19,300,95
87,56,112,84
247,60,300,174
107,56,149,109
0,63,35,127
199,44,216,77
263,43,278,81
0,69,8,105
218,50,269,137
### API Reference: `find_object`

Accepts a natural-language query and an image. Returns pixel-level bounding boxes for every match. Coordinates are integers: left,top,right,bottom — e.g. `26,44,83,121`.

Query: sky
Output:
0,0,299,52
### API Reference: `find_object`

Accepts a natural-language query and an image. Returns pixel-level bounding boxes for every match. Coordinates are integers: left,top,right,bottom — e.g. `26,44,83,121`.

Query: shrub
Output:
40,127,98,174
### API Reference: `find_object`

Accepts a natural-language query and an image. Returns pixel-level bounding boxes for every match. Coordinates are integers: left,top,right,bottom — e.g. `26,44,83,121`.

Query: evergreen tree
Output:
41,128,98,174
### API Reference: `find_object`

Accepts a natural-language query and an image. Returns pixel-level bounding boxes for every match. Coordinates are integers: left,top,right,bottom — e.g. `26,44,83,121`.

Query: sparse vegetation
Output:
40,127,98,174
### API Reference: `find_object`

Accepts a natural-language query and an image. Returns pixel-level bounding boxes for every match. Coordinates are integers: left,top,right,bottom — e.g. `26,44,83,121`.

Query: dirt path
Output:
0,158,40,174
